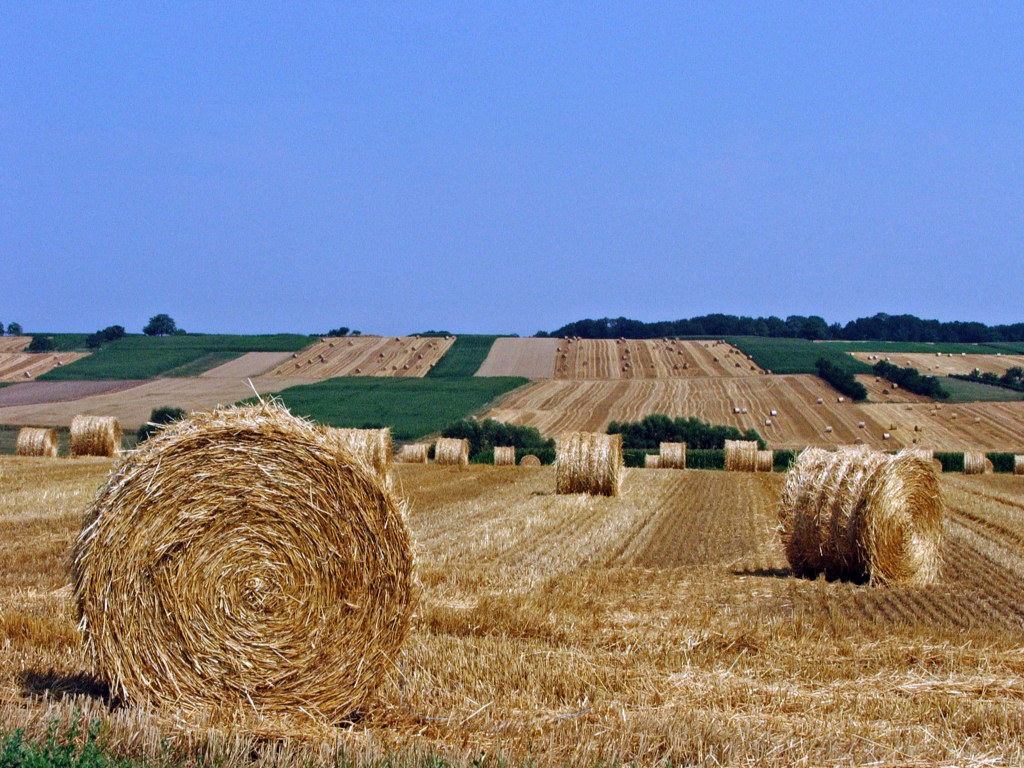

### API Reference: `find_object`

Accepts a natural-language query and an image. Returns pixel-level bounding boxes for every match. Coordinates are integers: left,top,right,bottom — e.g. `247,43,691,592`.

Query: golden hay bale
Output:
1014,455,1024,476
644,453,661,468
555,431,622,497
397,442,429,464
519,454,541,467
16,427,59,458
724,439,758,472
72,402,413,725
435,437,469,466
756,449,774,473
778,448,943,586
658,441,686,469
70,415,121,457
323,427,392,476
963,451,989,475
494,445,516,466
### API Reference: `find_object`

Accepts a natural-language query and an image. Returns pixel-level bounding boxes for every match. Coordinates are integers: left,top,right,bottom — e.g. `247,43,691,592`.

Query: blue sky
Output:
2,3,1022,336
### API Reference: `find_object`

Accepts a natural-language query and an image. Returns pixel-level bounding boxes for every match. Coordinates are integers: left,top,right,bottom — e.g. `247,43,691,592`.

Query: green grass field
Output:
426,335,499,377
256,375,528,441
38,335,315,380
939,377,1024,403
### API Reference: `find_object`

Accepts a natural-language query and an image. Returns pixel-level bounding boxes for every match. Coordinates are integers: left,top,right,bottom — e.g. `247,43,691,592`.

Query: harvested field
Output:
851,351,1024,377
5,459,1024,766
199,351,295,378
855,374,933,403
474,337,560,378
266,336,455,379
0,336,30,353
0,351,89,382
0,380,147,408
553,339,765,379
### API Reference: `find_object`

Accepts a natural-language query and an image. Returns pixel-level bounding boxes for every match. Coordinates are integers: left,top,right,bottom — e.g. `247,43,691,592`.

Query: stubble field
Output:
2,458,1024,767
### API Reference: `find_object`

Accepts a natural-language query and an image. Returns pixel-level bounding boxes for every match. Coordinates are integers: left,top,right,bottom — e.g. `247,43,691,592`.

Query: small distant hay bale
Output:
323,427,393,476
963,451,989,475
1014,455,1024,476
16,427,58,458
724,439,758,472
644,453,661,468
70,415,121,457
398,443,429,464
71,402,413,725
555,431,622,496
778,448,943,586
756,449,774,472
435,437,469,466
816,398,824,404
519,454,541,467
659,441,686,469
494,446,516,466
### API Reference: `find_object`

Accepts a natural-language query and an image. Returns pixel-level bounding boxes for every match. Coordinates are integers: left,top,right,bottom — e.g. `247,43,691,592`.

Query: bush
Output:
872,360,948,399
27,335,54,352
441,418,555,461
987,452,1015,473
687,449,725,470
935,452,964,473
143,314,178,336
136,406,186,443
607,414,764,449
815,357,868,401
773,449,797,472
7,322,23,336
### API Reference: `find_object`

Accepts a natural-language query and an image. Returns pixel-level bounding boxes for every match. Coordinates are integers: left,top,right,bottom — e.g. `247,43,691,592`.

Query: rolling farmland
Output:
850,350,1024,377
3,459,1024,766
266,336,455,379
0,350,89,382
474,337,560,378
553,338,766,379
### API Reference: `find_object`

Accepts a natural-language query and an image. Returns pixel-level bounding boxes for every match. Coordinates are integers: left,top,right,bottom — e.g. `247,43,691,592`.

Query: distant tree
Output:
0,321,4,335
137,406,187,443
7,322,23,335
351,330,361,335
27,335,54,352
143,314,177,336
326,327,350,337
86,325,126,349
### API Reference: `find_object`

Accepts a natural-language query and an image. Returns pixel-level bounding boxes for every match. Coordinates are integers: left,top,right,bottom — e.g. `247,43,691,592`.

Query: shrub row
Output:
815,358,868,402
872,360,948,399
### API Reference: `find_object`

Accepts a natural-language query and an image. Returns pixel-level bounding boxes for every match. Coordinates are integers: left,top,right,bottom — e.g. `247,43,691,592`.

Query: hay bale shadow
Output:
731,567,792,579
19,668,111,704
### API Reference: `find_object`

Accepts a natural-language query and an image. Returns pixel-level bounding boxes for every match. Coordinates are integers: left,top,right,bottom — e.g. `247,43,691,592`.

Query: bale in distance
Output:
70,415,121,457
323,427,392,476
778,448,943,586
756,449,774,473
963,451,990,475
16,427,59,458
71,402,413,726
644,453,661,468
519,454,542,467
659,441,686,469
435,437,469,466
555,431,622,497
724,439,758,472
494,445,516,466
398,442,429,463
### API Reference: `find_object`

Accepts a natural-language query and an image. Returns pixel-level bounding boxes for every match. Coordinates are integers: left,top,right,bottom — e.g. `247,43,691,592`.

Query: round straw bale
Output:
644,453,661,468
323,427,392,477
398,442,429,464
494,445,516,466
16,427,59,458
756,449,774,473
778,448,943,586
70,415,121,457
72,402,413,725
435,437,469,466
1014,455,1024,476
963,451,988,475
658,441,686,469
555,431,622,496
519,454,541,467
724,439,758,472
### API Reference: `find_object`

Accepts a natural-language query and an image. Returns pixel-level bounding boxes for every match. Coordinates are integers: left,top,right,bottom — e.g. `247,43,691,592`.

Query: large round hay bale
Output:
778,448,943,586
323,427,392,476
555,431,622,496
519,454,541,467
659,442,686,469
435,437,469,466
70,415,121,457
724,439,758,472
756,449,774,473
398,442,429,463
72,403,414,724
16,427,58,458
963,451,988,475
494,445,515,466
1015,455,1024,476
644,453,661,468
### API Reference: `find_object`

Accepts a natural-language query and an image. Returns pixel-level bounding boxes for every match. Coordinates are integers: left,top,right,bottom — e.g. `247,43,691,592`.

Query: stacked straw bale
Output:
555,431,622,496
644,453,661,468
778,448,943,586
435,437,469,466
493,446,516,466
16,427,59,458
70,415,121,457
963,451,990,475
324,427,392,476
398,443,429,463
756,449,774,473
659,442,686,469
519,454,541,467
724,439,758,472
1015,455,1024,476
72,402,414,725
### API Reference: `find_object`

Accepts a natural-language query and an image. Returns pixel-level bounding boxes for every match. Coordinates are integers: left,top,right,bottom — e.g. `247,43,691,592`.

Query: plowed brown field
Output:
553,339,765,379
0,351,89,382
851,351,1024,377
4,460,1024,766
266,335,454,379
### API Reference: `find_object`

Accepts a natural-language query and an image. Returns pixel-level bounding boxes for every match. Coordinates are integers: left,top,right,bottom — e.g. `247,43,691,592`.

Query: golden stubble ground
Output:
2,457,1024,767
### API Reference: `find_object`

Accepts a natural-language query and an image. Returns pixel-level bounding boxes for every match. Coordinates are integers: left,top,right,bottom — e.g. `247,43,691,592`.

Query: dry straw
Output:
778,448,943,586
756,449,774,473
963,451,990,475
72,402,414,726
398,443,429,464
323,427,392,476
70,415,121,457
659,442,686,469
519,454,541,467
435,437,469,466
16,427,58,458
494,446,516,466
724,439,758,472
555,431,622,496
644,453,661,468
1015,455,1024,476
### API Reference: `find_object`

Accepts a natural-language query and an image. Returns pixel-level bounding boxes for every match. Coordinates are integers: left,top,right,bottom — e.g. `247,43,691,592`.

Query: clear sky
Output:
2,3,1022,337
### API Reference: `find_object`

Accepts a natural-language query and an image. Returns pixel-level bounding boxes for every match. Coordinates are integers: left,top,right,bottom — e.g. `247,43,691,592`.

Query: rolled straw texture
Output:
724,439,758,472
756,449,774,473
1015,455,1024,476
72,402,414,725
435,437,469,466
659,442,686,469
519,454,541,467
644,453,661,468
70,415,121,457
963,451,987,475
778,448,943,586
494,446,516,466
16,427,58,458
398,443,429,464
324,427,392,476
555,431,622,496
